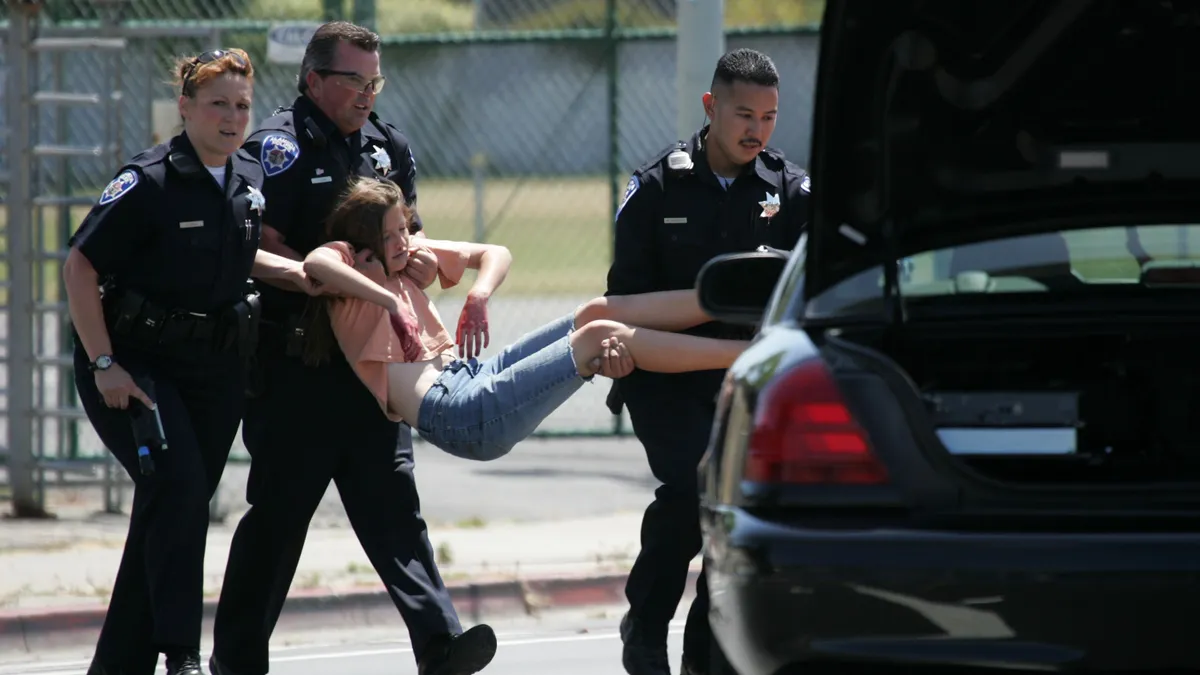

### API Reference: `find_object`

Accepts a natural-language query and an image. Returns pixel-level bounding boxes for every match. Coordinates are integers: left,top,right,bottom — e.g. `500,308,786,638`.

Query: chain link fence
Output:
2,0,821,480
2,0,822,32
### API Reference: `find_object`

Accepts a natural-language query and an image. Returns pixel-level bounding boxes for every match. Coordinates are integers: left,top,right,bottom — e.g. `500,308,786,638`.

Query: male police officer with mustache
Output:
605,48,811,675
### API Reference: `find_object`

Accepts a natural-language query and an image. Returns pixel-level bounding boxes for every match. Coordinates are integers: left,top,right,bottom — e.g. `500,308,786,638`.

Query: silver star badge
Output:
247,186,265,215
370,145,392,173
759,192,780,219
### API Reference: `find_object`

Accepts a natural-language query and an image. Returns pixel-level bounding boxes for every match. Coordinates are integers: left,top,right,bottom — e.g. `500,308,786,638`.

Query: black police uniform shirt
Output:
70,131,265,317
607,125,811,341
241,95,422,321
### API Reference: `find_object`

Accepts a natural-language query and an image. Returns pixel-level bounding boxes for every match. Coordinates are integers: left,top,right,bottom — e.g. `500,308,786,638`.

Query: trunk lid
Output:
805,0,1200,299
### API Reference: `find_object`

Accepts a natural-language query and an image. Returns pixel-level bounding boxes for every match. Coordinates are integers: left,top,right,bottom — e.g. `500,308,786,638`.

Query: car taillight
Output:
745,358,888,485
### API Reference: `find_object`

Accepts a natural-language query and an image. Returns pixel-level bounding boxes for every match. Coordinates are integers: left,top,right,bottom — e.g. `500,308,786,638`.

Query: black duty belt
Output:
103,286,261,357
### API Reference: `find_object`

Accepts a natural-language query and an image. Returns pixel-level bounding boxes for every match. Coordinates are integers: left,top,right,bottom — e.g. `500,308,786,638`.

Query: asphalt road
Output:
0,608,688,675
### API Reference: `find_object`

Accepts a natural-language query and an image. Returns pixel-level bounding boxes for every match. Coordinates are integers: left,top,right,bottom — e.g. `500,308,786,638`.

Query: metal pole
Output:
605,0,619,223
471,153,487,242
676,0,725,139
605,0,624,435
6,0,45,518
353,0,377,31
322,0,342,22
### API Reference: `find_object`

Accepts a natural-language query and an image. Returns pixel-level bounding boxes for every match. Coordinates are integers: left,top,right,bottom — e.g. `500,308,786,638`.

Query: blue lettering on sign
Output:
268,23,318,47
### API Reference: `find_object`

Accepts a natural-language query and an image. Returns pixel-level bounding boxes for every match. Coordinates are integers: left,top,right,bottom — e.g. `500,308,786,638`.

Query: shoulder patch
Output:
259,133,300,177
800,173,811,193
98,169,138,206
617,175,640,217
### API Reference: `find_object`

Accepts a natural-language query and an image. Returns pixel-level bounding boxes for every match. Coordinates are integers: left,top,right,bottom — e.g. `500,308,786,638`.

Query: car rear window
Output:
806,224,1200,317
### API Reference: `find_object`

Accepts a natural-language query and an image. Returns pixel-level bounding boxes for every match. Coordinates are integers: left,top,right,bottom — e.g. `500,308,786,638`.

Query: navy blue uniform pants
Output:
74,343,245,672
621,370,720,668
211,345,461,674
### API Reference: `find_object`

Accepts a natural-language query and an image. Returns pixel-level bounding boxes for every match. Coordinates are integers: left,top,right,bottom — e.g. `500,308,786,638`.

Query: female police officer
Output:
64,49,313,675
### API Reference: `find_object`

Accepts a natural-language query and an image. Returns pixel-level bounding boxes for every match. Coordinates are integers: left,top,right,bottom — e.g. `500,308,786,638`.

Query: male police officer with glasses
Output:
209,21,497,675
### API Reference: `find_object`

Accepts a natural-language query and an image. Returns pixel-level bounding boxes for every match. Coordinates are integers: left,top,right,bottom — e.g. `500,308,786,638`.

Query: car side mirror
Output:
695,250,789,326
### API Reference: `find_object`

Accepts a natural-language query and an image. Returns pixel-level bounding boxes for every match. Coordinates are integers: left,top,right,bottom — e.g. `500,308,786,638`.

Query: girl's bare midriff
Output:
386,352,457,427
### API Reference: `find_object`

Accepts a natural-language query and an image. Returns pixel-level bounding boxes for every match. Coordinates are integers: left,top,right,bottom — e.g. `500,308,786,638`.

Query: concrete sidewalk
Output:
0,511,702,655
0,512,653,611
0,436,712,654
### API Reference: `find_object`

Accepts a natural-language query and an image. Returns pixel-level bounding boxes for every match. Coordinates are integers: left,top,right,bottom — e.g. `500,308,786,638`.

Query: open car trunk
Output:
833,320,1200,487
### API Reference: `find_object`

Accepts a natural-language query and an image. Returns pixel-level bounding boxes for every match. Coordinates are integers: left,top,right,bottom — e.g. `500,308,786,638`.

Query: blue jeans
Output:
416,313,587,460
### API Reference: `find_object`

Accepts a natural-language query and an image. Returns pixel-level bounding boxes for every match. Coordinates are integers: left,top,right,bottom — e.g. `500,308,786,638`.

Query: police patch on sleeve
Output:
259,133,300,177
616,175,640,218
98,170,138,206
800,173,811,194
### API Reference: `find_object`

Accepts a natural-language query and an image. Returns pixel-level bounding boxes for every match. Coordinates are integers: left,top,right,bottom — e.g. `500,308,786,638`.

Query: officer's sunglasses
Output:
182,49,248,95
315,68,386,95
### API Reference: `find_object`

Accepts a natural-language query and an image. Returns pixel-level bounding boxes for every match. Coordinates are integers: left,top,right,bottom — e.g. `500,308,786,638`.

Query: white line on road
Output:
1,622,686,675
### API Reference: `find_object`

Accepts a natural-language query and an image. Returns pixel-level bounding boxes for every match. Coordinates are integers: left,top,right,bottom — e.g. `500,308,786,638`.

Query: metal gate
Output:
2,0,226,517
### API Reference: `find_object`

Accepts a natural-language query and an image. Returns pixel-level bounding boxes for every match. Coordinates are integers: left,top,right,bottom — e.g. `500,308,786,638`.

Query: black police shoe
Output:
417,624,498,675
620,612,671,675
208,655,240,675
165,650,203,675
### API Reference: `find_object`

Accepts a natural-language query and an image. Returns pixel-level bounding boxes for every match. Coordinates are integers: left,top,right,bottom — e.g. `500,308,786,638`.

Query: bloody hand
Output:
456,292,490,359
389,309,424,362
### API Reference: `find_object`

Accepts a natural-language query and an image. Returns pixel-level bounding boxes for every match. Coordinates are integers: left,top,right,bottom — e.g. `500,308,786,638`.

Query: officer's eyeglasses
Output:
182,49,249,96
315,68,386,95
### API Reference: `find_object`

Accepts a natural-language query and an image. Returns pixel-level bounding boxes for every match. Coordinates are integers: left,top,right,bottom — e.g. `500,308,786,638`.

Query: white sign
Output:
267,22,320,65
151,99,182,146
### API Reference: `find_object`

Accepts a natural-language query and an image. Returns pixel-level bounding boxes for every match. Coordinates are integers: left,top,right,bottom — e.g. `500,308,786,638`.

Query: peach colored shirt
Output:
323,239,472,422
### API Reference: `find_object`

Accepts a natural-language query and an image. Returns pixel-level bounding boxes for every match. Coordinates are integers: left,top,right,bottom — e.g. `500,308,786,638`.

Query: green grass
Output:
0,177,616,304
417,176,614,296
9,181,1195,308
246,0,825,33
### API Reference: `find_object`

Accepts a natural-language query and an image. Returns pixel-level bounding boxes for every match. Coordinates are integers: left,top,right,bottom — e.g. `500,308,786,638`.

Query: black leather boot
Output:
164,650,203,675
620,612,671,675
417,624,498,675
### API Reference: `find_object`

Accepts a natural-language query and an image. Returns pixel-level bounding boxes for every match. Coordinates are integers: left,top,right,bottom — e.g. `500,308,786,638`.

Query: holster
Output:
283,312,307,358
219,291,262,358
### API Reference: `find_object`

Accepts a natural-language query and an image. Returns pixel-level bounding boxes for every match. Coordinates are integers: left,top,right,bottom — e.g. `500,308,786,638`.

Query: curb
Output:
0,568,700,655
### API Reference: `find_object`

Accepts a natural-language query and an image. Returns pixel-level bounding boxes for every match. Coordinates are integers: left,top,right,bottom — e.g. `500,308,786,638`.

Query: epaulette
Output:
629,141,680,177
127,143,169,170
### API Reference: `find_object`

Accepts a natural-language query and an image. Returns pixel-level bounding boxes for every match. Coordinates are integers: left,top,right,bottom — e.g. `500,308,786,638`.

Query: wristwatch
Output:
89,355,114,372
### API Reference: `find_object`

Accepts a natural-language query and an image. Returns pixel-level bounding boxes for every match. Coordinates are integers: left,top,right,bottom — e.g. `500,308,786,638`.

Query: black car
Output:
696,1,1200,673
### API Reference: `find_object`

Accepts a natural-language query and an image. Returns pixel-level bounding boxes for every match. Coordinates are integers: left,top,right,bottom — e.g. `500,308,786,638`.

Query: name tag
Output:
663,217,687,224
311,176,332,184
179,220,204,229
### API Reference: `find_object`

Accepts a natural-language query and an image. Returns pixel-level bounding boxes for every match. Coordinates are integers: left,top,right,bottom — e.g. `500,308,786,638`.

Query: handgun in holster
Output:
108,287,146,337
127,375,167,477
221,291,262,358
283,313,307,358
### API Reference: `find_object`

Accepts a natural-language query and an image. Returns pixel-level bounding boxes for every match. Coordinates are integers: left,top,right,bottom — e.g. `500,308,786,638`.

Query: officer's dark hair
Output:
710,48,779,90
298,21,381,95
301,177,415,366
172,48,254,98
